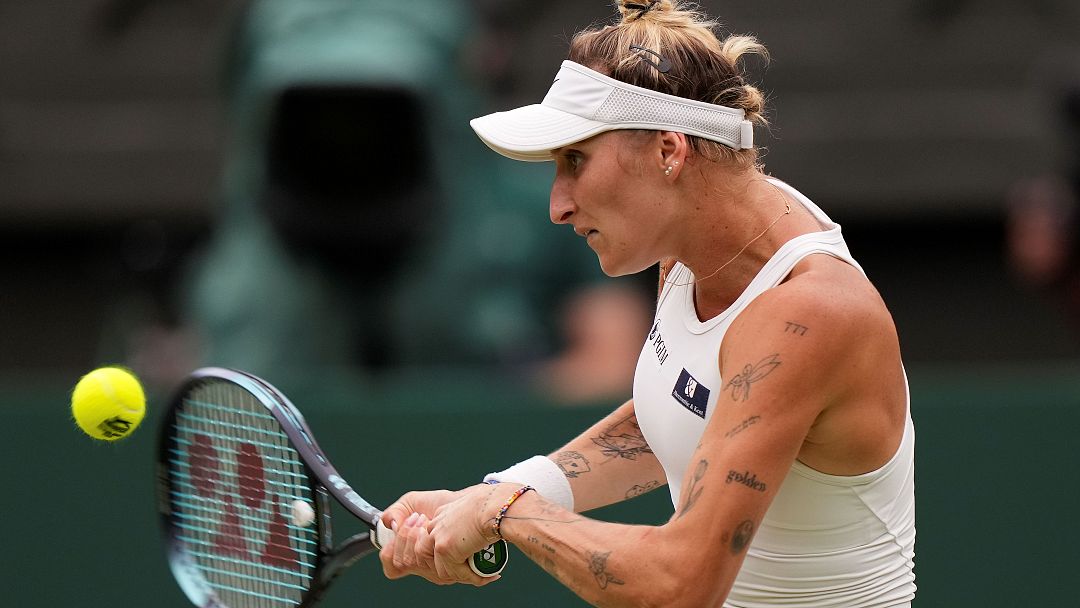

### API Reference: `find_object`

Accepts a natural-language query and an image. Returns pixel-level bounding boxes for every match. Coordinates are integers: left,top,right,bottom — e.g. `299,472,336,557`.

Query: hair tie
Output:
630,44,672,73
624,2,653,13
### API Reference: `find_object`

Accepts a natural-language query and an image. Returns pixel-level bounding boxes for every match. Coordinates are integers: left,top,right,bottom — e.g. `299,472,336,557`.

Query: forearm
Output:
550,399,666,512
500,492,683,608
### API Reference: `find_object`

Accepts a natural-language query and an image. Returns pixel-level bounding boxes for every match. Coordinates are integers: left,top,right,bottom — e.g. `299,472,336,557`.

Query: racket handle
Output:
372,518,508,578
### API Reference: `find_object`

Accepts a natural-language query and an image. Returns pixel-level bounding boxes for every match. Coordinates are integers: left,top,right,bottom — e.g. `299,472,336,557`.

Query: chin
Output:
596,254,651,278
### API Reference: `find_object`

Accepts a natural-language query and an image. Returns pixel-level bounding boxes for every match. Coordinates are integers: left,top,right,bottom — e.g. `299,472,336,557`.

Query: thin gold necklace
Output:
663,194,792,287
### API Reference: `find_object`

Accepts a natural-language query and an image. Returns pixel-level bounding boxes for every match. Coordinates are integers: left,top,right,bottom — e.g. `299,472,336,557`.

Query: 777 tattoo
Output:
726,354,781,401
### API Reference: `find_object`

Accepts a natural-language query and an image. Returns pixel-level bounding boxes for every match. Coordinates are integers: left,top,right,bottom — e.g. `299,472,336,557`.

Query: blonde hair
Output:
568,0,769,169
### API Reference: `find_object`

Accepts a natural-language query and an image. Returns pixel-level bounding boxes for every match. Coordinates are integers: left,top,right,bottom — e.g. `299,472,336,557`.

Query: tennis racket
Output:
157,367,508,607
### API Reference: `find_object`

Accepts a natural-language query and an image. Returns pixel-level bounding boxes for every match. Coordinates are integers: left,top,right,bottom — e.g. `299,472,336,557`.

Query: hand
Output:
427,483,512,585
378,489,458,584
381,489,457,532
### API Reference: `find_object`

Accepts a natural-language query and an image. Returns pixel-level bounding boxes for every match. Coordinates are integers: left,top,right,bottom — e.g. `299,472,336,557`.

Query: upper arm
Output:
654,275,869,603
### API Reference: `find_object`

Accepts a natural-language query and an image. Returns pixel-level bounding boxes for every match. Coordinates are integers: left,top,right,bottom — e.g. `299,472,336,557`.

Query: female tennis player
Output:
380,2,916,606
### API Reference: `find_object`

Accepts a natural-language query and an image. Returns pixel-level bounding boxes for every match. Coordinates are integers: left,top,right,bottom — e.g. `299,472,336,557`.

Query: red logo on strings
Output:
190,434,297,567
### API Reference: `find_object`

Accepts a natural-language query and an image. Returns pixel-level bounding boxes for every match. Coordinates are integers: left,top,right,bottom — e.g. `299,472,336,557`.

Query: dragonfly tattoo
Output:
726,354,781,401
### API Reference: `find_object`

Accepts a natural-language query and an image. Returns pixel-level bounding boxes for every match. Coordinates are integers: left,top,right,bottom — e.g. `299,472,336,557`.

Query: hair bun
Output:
619,0,670,23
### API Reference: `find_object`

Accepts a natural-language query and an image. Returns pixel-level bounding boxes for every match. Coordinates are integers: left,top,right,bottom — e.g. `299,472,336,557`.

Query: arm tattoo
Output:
784,321,809,336
727,354,782,401
526,535,559,556
677,459,708,519
528,536,560,576
729,520,755,554
591,414,653,461
554,451,591,478
587,550,625,589
725,469,767,492
625,480,660,499
724,415,761,438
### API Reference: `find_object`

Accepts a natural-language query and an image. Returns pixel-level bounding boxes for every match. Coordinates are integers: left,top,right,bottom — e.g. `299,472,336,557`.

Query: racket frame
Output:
158,367,381,608
158,367,506,608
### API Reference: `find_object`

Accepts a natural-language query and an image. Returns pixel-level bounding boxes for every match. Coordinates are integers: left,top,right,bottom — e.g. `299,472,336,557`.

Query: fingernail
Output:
405,512,419,526
391,519,399,532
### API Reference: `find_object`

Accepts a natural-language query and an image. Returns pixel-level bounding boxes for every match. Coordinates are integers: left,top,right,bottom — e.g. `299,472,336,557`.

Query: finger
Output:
392,512,420,570
431,531,500,588
402,515,461,586
408,520,438,578
382,496,417,531
412,517,451,582
411,513,431,570
379,543,408,580
434,549,498,587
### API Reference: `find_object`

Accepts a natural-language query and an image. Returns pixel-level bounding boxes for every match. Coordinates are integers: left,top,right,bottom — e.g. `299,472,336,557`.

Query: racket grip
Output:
372,518,395,551
372,518,508,578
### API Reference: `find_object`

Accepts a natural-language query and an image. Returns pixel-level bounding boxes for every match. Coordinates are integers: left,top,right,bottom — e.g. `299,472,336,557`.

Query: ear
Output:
657,131,690,179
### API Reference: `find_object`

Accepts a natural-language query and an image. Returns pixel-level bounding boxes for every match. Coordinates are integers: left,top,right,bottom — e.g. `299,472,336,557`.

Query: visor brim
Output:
469,104,614,162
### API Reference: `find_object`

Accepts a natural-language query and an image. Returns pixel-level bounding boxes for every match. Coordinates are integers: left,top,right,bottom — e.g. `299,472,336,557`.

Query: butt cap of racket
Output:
373,519,507,577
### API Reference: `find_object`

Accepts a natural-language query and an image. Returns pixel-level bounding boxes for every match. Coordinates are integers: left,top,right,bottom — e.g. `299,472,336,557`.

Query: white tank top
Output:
633,179,916,607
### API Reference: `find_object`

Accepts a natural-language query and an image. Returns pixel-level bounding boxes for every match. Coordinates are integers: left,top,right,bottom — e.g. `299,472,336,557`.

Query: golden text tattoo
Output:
592,415,653,461
677,459,708,519
625,480,661,499
587,550,625,590
727,354,782,401
784,321,808,336
725,415,761,438
726,469,767,492
730,520,755,554
554,451,591,478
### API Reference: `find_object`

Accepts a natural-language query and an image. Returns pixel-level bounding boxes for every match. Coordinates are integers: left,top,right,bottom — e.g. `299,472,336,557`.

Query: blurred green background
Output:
3,0,1080,606
8,368,1080,606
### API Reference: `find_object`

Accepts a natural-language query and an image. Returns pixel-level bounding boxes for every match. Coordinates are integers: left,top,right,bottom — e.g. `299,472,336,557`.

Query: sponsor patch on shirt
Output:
647,319,669,365
671,368,710,419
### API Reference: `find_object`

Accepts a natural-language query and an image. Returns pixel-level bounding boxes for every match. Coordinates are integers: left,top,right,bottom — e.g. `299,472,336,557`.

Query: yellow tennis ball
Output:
71,367,146,441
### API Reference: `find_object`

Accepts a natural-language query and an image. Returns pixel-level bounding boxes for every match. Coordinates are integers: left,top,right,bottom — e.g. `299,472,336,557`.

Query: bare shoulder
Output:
722,254,906,473
725,255,897,362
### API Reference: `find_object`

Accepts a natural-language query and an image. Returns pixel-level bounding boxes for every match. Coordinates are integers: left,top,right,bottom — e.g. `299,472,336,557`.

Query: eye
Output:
563,151,584,172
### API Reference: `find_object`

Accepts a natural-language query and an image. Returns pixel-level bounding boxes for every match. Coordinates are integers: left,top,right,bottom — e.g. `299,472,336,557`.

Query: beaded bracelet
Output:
492,484,535,539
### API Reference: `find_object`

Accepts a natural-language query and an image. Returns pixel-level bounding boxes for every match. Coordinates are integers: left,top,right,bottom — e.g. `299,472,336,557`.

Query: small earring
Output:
665,166,673,176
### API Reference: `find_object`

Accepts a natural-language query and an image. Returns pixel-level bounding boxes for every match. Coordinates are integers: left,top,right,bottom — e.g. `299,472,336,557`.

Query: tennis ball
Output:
71,367,146,441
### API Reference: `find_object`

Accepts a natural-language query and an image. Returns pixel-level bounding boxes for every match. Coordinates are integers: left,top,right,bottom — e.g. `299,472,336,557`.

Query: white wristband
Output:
484,455,574,512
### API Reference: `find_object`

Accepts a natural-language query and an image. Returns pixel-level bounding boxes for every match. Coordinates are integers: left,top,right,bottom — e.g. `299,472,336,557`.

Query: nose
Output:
549,176,575,225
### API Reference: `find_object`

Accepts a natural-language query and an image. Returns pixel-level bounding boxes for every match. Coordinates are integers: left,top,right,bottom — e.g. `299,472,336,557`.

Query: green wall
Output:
7,364,1078,606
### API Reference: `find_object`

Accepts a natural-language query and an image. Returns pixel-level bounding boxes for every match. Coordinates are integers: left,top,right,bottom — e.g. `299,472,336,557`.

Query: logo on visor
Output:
671,368,710,419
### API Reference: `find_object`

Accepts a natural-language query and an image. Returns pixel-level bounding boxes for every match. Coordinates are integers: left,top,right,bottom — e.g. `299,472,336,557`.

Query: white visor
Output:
470,60,754,162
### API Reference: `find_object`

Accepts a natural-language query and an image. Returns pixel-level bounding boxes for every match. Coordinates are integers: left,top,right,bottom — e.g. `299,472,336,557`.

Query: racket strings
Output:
168,380,317,607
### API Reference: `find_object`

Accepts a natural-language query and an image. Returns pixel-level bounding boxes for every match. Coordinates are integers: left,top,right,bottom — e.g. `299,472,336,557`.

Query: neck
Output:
669,171,804,319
